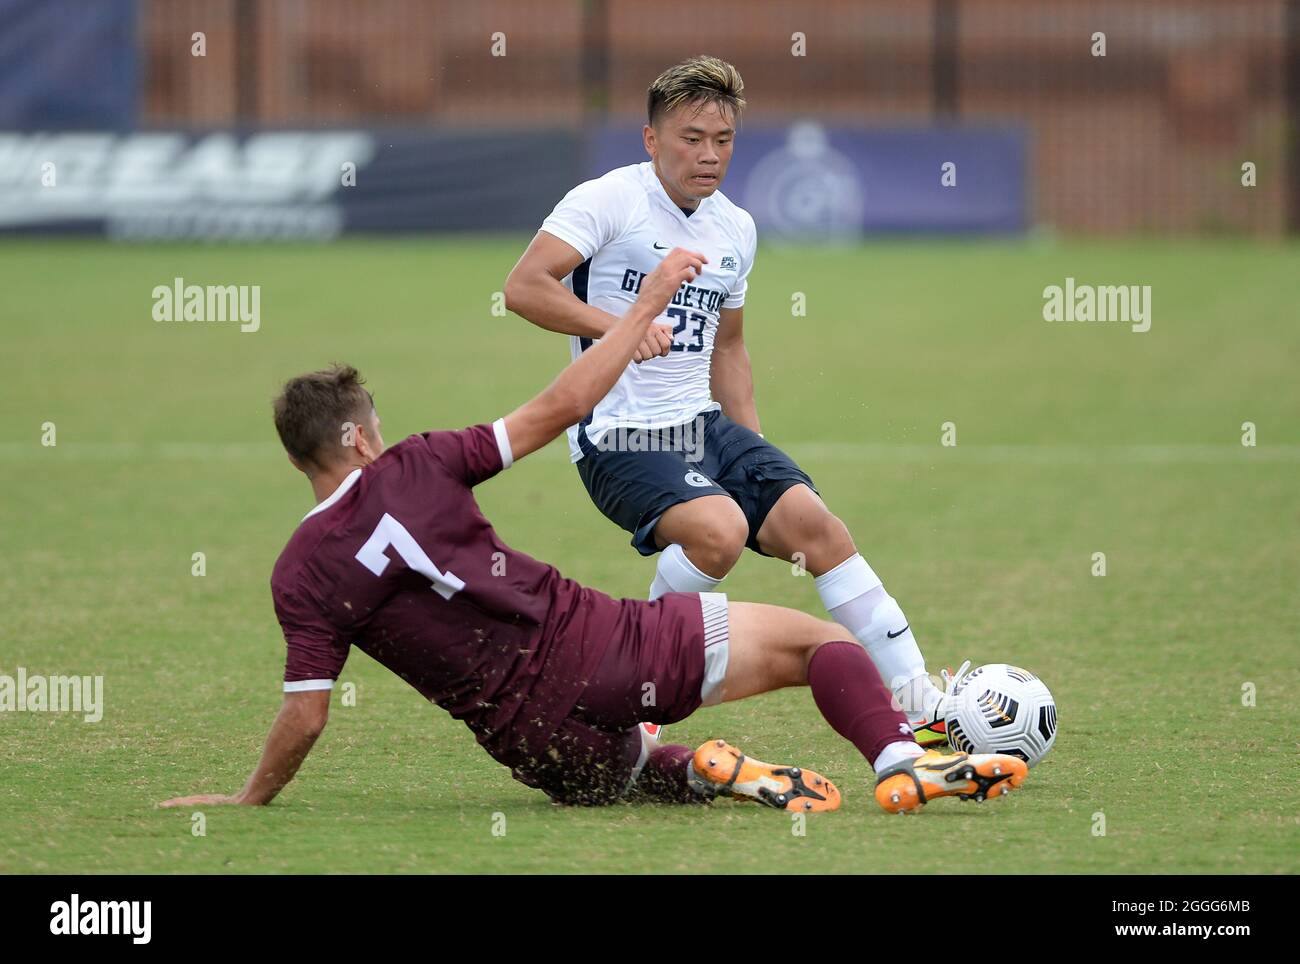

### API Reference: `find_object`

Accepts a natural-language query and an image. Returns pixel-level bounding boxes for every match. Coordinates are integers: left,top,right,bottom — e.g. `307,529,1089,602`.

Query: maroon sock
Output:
632,743,705,804
807,640,916,767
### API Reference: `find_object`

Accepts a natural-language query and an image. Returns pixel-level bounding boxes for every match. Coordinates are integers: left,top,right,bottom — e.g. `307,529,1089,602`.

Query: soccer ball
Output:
944,664,1057,767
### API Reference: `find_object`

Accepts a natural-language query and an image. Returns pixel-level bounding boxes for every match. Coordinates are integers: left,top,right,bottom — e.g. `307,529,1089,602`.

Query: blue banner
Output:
0,122,1023,238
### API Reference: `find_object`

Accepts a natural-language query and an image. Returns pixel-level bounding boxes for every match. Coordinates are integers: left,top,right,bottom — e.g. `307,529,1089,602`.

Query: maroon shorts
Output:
507,715,646,805
505,591,729,805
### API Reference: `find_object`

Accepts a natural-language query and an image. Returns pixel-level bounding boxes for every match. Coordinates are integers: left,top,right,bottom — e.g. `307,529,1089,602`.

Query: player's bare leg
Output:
756,483,950,744
754,483,857,576
651,494,748,583
706,601,843,699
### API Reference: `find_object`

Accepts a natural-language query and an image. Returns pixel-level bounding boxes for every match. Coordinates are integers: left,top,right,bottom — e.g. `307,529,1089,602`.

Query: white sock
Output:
814,553,943,720
649,543,723,601
874,740,926,774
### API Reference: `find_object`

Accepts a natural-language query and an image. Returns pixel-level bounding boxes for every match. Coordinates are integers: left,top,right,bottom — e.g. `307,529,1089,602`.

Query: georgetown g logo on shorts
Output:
684,471,714,488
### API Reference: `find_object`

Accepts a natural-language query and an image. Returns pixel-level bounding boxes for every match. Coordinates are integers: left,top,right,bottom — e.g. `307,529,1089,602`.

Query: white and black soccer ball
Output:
944,664,1057,767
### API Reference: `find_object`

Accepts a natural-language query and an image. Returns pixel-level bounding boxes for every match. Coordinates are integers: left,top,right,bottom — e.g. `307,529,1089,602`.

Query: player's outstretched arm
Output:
158,689,329,808
504,231,674,363
503,247,707,463
711,306,762,434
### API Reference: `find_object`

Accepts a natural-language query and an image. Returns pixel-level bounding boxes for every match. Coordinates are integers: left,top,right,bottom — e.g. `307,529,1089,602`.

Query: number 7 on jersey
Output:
355,513,466,600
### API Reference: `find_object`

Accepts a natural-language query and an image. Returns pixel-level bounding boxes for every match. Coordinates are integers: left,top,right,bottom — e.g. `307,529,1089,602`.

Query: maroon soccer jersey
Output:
270,421,631,762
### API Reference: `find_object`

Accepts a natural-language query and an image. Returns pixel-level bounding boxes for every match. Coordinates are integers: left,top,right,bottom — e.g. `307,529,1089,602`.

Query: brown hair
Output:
272,363,374,469
647,55,745,127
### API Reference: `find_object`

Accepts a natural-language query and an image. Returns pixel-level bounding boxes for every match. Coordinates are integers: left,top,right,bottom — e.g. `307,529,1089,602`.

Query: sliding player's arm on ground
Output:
503,247,707,463
711,306,762,434
231,690,329,804
158,689,329,808
160,580,346,809
504,231,674,362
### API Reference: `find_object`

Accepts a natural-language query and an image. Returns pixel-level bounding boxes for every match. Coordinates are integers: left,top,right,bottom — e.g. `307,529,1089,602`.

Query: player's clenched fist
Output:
636,247,707,319
633,323,674,363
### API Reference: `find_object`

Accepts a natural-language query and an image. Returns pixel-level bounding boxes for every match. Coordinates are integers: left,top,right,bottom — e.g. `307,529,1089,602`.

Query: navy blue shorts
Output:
575,410,817,556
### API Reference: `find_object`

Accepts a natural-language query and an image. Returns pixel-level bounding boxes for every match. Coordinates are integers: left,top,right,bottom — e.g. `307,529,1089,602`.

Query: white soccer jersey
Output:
539,161,758,461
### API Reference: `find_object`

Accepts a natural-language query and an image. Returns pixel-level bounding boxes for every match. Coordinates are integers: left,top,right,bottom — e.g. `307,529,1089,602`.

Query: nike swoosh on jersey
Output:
886,624,910,639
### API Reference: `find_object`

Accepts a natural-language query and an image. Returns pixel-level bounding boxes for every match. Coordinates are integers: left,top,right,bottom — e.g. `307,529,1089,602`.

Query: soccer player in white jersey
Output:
504,56,955,747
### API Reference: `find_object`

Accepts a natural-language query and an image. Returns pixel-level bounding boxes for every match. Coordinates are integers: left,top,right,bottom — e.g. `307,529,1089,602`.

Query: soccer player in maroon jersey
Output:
159,248,1028,815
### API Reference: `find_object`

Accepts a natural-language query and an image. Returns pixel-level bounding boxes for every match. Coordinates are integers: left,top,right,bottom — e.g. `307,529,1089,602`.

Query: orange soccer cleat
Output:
874,749,1028,814
690,739,842,812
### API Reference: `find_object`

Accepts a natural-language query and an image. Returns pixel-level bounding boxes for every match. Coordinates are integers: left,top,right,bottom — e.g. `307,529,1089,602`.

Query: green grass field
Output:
2,237,1297,874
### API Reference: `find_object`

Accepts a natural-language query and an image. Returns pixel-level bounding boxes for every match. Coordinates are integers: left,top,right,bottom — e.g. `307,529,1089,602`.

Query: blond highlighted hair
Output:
647,56,745,126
